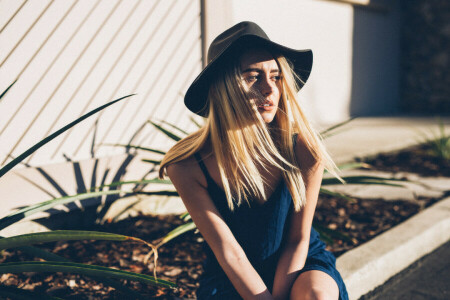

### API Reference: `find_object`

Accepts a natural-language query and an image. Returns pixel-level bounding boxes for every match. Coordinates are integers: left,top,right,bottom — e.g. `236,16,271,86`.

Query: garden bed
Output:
0,141,448,299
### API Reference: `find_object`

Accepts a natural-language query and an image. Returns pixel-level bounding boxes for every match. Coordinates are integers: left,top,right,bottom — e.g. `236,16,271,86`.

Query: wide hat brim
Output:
184,22,313,117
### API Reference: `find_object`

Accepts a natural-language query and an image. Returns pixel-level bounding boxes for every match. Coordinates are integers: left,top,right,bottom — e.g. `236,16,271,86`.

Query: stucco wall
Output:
204,0,401,126
0,0,202,167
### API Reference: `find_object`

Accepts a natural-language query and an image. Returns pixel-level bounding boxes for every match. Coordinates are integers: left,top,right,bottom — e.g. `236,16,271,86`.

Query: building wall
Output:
204,0,401,126
0,0,203,168
0,0,203,221
400,0,450,114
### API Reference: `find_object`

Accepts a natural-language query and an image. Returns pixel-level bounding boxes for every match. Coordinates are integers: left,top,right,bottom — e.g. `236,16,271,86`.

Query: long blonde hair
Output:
159,49,339,211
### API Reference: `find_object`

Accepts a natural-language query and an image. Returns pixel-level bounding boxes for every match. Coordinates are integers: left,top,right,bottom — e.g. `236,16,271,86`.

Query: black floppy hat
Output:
184,21,313,117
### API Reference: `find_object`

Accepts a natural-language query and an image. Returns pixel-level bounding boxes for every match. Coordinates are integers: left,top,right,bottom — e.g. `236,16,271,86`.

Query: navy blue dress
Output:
194,153,349,300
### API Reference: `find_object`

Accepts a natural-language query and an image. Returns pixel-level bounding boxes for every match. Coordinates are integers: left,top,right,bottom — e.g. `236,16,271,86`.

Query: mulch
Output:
0,141,448,299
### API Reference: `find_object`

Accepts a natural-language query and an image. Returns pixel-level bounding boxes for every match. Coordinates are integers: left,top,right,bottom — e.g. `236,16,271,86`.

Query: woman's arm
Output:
271,138,324,300
167,158,274,300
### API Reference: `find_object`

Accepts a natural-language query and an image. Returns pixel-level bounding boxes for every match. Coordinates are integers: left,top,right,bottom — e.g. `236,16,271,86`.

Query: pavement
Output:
323,117,450,300
360,240,450,300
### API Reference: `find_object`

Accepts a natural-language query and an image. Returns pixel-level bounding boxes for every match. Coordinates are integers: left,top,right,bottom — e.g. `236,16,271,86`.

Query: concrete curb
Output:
336,197,450,300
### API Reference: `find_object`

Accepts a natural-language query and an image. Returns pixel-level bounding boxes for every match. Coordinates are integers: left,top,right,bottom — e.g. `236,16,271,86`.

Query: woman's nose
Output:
258,76,275,96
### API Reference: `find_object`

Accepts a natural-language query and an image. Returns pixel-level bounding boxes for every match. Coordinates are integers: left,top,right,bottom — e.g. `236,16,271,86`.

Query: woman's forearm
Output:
217,244,274,300
271,240,310,300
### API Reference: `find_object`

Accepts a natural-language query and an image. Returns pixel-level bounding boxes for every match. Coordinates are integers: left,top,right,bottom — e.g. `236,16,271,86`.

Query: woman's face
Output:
240,49,282,123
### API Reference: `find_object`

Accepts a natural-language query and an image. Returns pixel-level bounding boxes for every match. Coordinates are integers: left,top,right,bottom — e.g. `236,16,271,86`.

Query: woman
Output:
159,21,348,300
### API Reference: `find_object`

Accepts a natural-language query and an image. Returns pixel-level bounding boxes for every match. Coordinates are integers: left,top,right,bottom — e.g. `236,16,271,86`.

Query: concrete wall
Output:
0,0,202,224
204,0,401,126
0,0,202,168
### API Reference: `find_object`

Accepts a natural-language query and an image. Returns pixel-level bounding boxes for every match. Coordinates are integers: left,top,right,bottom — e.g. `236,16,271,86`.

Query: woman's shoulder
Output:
166,155,197,176
166,153,208,189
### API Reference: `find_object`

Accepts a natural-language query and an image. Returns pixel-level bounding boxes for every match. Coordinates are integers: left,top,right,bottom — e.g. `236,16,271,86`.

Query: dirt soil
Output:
0,142,448,299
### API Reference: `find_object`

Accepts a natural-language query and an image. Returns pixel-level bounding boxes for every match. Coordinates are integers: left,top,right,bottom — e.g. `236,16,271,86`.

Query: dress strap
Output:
194,152,215,186
293,133,299,148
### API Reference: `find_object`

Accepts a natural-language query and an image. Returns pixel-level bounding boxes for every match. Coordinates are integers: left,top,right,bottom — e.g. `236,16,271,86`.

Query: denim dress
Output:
193,152,349,300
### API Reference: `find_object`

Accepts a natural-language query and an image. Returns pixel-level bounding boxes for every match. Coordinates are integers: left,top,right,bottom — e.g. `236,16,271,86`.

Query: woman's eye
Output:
246,76,258,82
272,75,281,81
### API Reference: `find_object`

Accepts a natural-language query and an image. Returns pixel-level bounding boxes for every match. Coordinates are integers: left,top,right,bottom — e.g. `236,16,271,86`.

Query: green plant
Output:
417,118,450,160
0,83,175,298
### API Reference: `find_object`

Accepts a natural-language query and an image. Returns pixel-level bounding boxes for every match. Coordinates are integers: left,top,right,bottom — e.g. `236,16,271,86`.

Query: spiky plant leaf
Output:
158,120,189,136
0,230,146,250
0,261,175,288
322,175,404,187
319,188,354,201
157,221,196,248
141,159,162,165
102,144,166,155
0,190,122,230
320,117,356,138
149,121,182,141
0,80,16,102
0,94,134,177
99,178,172,189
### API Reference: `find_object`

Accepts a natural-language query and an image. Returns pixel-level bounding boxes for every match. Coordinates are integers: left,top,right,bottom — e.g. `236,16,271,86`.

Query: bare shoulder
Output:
294,134,318,169
166,155,207,190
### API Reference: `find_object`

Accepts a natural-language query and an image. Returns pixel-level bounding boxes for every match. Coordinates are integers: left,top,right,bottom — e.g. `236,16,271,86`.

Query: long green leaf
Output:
320,117,356,138
322,175,405,187
102,144,167,155
14,245,70,262
337,162,372,171
0,261,176,288
314,223,353,242
136,191,179,197
149,121,182,141
180,212,191,221
0,190,122,230
141,159,161,165
323,162,372,174
189,116,203,128
313,228,334,245
0,285,62,300
6,243,146,299
0,80,16,102
99,178,172,189
0,230,135,250
0,94,134,177
158,221,196,247
158,120,189,135
319,188,354,201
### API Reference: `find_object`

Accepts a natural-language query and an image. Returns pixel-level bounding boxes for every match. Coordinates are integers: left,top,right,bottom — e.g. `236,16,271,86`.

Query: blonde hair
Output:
159,50,340,211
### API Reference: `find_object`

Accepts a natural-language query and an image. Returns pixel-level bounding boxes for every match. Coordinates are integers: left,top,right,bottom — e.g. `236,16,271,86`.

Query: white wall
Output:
204,0,400,127
0,0,203,222
0,0,202,168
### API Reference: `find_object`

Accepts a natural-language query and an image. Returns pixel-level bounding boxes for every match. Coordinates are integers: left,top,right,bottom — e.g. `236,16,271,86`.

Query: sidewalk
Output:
323,116,450,164
323,116,450,300
361,240,450,299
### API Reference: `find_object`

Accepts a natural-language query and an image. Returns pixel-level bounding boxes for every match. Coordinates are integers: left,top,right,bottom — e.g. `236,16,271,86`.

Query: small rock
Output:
164,267,183,277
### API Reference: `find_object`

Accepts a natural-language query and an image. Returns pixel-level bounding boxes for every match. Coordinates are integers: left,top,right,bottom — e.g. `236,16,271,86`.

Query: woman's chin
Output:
257,112,274,123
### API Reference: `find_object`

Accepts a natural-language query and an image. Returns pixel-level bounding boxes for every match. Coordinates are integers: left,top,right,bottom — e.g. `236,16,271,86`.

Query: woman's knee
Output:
292,287,335,300
290,270,339,300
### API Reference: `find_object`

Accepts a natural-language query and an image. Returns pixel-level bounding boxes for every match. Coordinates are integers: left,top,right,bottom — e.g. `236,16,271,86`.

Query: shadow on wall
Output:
349,0,401,116
33,153,142,230
399,0,450,114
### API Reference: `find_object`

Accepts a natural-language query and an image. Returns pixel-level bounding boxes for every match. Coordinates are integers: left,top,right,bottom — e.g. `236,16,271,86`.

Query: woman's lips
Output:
258,103,275,111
